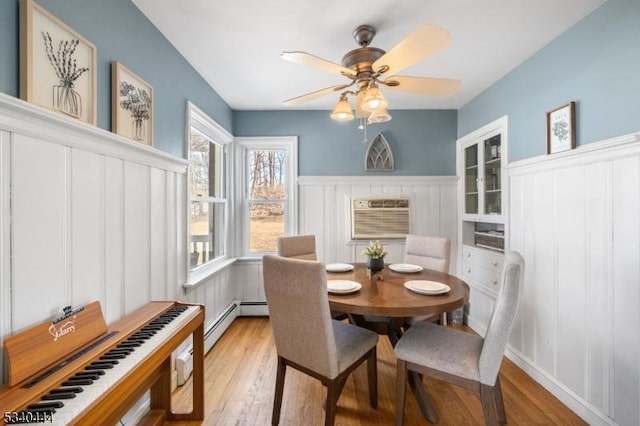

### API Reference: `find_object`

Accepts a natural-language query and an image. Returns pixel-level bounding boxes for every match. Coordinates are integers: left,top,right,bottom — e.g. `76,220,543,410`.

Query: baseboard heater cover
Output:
175,301,239,385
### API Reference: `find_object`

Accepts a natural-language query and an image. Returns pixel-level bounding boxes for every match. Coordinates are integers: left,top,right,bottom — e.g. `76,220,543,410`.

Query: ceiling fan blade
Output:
383,76,460,98
281,51,357,78
283,84,351,106
373,24,452,76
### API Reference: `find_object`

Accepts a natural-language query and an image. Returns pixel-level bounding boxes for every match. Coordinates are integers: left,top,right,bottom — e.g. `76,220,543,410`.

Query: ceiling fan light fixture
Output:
368,105,392,124
330,95,354,121
361,82,387,112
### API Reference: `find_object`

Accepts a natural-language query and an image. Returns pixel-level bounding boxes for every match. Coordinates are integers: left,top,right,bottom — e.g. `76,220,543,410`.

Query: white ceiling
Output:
132,0,604,111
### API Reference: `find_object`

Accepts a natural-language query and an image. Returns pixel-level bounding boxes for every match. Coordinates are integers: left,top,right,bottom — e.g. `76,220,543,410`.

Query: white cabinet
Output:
457,116,508,306
458,117,507,223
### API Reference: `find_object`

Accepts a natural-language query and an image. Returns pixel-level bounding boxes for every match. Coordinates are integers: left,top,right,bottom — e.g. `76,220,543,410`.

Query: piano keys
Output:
0,301,204,425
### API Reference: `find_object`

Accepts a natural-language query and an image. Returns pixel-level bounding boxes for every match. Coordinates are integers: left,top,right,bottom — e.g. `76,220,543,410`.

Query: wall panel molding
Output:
0,93,188,173
467,130,640,426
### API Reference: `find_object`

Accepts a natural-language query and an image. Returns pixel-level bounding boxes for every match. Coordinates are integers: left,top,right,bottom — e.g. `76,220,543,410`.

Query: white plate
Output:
327,280,361,294
326,263,355,272
389,263,423,273
404,280,450,295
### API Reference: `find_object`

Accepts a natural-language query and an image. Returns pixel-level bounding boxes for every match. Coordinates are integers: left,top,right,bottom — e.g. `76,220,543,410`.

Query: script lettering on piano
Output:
0,301,205,425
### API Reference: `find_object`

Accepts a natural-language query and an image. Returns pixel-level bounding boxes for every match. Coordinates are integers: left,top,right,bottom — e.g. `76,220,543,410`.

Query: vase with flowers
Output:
363,240,388,273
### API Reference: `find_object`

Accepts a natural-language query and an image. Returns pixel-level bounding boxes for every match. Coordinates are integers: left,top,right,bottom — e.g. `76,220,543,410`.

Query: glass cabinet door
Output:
483,134,501,215
464,144,479,214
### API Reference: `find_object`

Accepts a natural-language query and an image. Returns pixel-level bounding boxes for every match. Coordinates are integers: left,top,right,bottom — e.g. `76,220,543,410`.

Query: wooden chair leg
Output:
480,383,498,425
494,376,506,423
272,357,286,425
395,359,407,426
367,348,378,408
325,379,343,426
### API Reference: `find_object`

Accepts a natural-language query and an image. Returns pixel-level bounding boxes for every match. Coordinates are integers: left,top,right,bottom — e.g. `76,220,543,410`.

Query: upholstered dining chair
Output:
404,234,451,273
276,234,317,260
277,234,348,321
262,255,378,426
404,234,452,324
394,251,524,425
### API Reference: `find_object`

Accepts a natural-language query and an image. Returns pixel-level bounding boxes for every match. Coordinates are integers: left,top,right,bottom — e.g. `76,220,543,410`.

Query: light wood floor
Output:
170,317,586,425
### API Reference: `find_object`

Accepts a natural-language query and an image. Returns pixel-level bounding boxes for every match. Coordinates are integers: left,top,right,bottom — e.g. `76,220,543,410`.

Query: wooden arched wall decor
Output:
365,133,394,171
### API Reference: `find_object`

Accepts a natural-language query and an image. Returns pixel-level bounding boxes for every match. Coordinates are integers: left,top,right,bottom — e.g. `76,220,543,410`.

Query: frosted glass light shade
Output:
368,105,392,123
330,96,354,121
361,83,387,112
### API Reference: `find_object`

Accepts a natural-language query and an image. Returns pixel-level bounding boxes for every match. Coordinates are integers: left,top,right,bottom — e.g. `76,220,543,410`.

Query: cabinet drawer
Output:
462,262,501,290
462,245,503,271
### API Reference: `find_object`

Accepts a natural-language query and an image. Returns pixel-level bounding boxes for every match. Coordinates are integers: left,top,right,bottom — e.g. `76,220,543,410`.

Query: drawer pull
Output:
466,252,471,258
493,260,498,266
492,279,498,285
467,267,471,273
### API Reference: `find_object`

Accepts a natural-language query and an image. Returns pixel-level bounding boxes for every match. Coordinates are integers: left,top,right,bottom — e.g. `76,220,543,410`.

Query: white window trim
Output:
234,136,298,258
184,102,235,288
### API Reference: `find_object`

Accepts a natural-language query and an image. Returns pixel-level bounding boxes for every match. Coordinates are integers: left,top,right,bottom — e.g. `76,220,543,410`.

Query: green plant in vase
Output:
363,240,388,273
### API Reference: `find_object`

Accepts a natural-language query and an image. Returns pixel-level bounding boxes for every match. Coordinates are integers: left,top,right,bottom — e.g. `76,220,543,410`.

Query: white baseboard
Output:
504,348,614,426
240,301,268,316
204,300,241,353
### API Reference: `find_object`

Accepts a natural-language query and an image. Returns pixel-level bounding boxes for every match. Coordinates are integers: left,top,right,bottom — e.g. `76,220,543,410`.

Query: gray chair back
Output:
262,255,339,378
478,251,524,385
404,234,450,273
276,235,317,260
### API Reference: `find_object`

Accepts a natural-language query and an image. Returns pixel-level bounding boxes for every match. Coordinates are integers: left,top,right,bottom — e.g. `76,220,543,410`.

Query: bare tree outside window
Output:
247,149,287,252
190,129,225,268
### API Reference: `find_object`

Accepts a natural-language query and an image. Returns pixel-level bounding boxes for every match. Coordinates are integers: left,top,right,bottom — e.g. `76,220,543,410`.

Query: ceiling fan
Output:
281,24,460,124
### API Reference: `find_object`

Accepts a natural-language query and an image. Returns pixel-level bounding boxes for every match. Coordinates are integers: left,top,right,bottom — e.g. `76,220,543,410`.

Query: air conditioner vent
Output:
351,197,410,239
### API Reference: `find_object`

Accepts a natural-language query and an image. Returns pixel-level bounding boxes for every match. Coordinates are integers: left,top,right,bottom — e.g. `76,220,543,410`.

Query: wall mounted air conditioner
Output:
351,197,410,239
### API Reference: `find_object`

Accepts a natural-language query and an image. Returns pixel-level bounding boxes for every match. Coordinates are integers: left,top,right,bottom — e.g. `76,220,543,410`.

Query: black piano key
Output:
108,348,133,355
62,378,93,386
90,360,118,367
23,406,56,413
42,392,75,400
72,372,101,380
82,367,105,375
86,364,112,371
28,401,64,409
118,341,142,347
100,353,126,360
49,387,83,394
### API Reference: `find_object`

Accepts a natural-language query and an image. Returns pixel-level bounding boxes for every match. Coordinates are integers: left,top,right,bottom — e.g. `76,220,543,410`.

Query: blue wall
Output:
234,110,458,176
458,0,640,162
3,0,635,167
0,0,232,157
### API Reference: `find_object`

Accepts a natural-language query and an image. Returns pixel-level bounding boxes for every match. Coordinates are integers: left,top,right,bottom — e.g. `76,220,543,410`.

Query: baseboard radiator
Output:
175,300,240,385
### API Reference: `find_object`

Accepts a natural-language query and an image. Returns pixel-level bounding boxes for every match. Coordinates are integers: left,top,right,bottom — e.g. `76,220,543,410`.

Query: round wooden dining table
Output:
326,263,470,422
327,263,469,320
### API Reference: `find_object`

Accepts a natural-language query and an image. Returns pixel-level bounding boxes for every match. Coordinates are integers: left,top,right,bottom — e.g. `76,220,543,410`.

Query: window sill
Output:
183,257,238,290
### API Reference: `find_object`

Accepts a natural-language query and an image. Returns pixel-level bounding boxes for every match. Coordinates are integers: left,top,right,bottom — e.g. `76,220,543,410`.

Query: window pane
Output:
249,202,284,253
190,201,225,268
190,130,224,198
190,130,209,197
247,149,286,199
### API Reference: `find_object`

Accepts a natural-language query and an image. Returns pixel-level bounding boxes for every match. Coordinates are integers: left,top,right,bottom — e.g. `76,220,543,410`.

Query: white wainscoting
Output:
0,94,238,386
236,175,459,315
467,132,640,426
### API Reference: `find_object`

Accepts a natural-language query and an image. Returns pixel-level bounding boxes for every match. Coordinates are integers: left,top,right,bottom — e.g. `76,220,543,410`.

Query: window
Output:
236,137,297,255
187,103,232,273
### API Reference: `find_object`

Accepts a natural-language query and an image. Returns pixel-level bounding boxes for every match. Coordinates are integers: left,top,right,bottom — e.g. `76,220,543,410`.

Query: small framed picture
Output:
546,101,576,154
111,61,154,146
20,0,97,125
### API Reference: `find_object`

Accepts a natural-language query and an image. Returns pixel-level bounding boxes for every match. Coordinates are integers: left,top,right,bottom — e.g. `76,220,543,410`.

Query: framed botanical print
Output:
111,61,154,146
546,101,576,154
19,0,97,125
